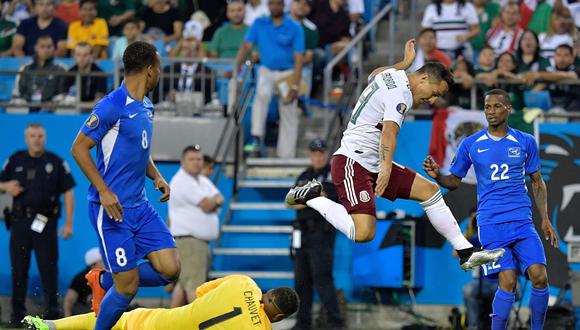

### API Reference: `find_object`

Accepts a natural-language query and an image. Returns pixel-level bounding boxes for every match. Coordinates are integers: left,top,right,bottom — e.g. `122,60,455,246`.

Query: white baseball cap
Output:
183,20,204,40
84,247,102,266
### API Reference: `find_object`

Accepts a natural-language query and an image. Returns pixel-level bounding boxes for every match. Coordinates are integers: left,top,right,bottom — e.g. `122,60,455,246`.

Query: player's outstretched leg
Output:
286,179,357,241
23,313,98,330
410,175,505,270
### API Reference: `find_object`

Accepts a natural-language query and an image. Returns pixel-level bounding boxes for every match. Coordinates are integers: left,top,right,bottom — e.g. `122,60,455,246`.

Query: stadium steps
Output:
212,158,309,289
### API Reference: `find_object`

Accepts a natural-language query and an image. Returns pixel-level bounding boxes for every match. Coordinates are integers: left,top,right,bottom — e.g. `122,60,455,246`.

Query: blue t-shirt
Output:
449,128,541,226
16,17,68,56
245,15,304,70
80,82,154,207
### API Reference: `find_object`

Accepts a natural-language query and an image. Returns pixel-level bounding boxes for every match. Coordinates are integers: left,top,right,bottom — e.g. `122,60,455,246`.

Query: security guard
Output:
288,139,344,330
0,123,76,326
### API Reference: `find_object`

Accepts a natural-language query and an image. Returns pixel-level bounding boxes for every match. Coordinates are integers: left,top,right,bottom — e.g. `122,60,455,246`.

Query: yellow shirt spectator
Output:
67,18,109,58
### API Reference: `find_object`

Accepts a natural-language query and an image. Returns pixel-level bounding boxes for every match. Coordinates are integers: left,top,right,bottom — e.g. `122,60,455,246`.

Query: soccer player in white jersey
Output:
287,39,504,270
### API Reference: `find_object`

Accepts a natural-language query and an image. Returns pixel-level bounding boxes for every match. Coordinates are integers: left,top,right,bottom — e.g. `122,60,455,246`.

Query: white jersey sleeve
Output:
382,87,412,127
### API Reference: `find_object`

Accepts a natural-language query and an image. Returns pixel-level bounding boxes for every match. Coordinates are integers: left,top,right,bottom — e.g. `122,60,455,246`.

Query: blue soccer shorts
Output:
478,221,547,278
88,201,176,273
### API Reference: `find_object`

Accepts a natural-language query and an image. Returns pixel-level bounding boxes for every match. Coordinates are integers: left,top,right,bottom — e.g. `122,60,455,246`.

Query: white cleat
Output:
460,248,505,271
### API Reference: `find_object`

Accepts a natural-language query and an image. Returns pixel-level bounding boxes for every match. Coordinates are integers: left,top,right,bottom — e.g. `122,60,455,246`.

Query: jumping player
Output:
286,39,504,270
70,41,180,330
423,89,558,329
23,275,298,330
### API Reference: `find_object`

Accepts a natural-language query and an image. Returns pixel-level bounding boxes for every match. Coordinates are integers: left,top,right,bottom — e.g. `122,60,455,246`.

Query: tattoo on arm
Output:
532,175,549,219
380,144,390,161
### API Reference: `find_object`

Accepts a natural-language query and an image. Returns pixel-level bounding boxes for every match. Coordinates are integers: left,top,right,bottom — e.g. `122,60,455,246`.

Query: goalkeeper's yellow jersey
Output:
121,275,273,330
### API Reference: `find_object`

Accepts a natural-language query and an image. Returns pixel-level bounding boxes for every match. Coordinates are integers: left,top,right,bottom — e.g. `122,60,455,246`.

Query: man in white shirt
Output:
168,145,224,306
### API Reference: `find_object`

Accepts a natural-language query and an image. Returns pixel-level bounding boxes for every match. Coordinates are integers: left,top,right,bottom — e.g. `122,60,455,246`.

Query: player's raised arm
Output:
423,155,462,190
375,121,399,196
368,38,416,81
71,132,123,221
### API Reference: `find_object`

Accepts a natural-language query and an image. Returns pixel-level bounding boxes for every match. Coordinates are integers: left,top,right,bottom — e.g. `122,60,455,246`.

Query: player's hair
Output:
203,154,215,166
485,89,511,105
123,41,158,75
416,62,454,87
556,43,573,55
270,287,299,315
418,28,436,39
181,144,202,157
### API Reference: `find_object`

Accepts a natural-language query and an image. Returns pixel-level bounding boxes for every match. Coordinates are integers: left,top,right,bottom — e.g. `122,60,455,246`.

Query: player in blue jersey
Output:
423,89,558,330
70,41,180,330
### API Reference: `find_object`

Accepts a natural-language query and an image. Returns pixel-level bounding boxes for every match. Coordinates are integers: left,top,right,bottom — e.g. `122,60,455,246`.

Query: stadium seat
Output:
0,57,32,101
524,91,552,111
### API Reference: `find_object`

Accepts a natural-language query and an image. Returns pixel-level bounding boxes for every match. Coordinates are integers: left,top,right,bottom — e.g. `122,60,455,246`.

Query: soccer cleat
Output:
85,268,106,316
22,316,49,330
460,248,505,271
285,179,322,205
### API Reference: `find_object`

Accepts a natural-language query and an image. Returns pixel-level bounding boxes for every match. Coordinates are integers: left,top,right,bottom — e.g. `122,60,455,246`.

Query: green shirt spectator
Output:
0,17,17,53
528,2,552,35
301,18,318,52
471,0,500,51
208,24,248,58
97,0,135,36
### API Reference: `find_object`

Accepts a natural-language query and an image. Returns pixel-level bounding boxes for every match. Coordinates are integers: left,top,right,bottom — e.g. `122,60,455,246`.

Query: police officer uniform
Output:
292,140,343,330
0,150,75,323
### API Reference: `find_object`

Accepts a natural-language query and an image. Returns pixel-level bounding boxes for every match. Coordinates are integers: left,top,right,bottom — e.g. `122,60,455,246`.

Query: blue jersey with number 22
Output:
449,128,541,226
80,82,154,208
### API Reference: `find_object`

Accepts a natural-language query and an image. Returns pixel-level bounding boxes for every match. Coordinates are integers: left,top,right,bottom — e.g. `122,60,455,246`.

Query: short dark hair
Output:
416,62,454,87
418,28,436,38
271,287,299,316
479,45,494,53
123,18,140,28
36,34,53,45
203,154,215,166
485,88,511,105
80,0,96,7
123,41,159,75
556,43,573,55
182,144,202,157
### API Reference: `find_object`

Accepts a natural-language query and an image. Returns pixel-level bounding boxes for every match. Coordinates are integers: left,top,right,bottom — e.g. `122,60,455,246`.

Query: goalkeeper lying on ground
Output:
23,275,299,330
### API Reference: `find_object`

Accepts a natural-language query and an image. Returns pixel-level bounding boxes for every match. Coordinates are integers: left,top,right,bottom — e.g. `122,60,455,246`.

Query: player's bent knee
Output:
161,263,181,282
355,226,375,242
531,272,548,288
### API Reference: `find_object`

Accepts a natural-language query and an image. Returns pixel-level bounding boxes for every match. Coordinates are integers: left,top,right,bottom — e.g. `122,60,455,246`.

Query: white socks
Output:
306,196,356,241
420,191,473,250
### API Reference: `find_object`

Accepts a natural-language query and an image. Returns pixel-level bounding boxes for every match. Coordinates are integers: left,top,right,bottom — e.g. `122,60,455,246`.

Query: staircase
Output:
210,158,310,290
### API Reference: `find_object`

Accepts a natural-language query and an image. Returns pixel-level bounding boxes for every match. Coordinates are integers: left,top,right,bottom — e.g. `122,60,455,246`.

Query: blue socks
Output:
94,287,132,330
491,288,515,330
100,261,171,290
529,286,549,330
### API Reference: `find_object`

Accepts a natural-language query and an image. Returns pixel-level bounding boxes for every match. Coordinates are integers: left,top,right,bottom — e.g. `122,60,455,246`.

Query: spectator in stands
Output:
309,0,351,54
54,0,80,24
471,0,501,53
475,45,495,73
479,51,525,110
140,0,183,45
14,35,65,112
168,145,223,306
235,0,304,158
539,5,576,61
202,154,216,178
61,42,106,105
421,0,479,59
208,0,247,59
10,0,67,57
528,0,554,35
522,44,580,111
111,19,142,60
245,0,269,26
408,28,452,72
447,57,476,109
290,0,318,97
347,0,364,23
0,10,17,55
97,0,135,37
63,247,103,317
516,30,550,73
288,138,344,330
2,0,32,23
486,2,524,56
157,31,215,105
67,0,109,59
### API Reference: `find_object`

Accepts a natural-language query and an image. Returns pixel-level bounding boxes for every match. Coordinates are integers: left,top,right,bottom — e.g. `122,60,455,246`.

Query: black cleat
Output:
285,179,322,205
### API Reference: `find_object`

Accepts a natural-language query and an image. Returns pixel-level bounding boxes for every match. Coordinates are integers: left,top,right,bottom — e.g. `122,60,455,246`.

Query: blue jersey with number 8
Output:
449,128,541,226
80,82,154,208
